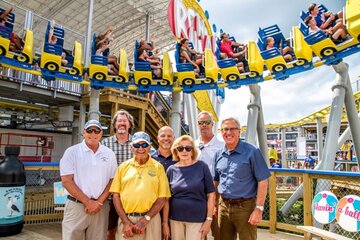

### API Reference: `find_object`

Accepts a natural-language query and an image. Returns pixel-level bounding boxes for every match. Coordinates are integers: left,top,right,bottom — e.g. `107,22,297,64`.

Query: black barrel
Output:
0,146,26,237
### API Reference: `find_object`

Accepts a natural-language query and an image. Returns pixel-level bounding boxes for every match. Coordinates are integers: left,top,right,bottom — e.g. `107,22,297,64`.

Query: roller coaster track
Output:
239,91,360,132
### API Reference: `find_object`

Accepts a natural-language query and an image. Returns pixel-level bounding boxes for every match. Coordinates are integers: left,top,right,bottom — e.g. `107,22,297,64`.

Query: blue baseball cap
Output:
132,131,151,145
84,119,102,130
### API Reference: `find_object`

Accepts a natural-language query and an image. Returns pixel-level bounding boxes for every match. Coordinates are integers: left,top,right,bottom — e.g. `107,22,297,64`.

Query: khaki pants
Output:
218,197,257,240
170,219,203,240
211,215,220,240
62,199,110,240
118,213,161,240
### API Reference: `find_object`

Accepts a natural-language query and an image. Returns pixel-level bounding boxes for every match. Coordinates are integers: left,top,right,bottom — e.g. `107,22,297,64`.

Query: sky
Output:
197,0,360,125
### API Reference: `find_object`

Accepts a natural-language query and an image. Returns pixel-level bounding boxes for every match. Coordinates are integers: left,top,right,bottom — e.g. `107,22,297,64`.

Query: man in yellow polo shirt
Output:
110,131,171,240
268,145,278,165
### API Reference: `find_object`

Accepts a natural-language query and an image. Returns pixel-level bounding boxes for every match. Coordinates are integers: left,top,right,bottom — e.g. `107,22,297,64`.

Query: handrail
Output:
24,162,59,166
270,168,360,177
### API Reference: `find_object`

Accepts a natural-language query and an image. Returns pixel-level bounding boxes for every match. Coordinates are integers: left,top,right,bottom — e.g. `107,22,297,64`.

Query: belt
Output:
67,195,96,204
222,197,255,204
126,212,147,217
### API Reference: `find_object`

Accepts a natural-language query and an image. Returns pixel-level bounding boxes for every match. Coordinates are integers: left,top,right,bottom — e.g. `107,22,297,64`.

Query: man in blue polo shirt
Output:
214,117,270,240
152,126,176,171
304,153,315,169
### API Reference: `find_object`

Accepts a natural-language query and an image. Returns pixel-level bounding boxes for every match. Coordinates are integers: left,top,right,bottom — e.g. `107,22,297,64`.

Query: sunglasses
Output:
198,120,212,125
176,146,193,152
85,128,102,134
133,142,150,148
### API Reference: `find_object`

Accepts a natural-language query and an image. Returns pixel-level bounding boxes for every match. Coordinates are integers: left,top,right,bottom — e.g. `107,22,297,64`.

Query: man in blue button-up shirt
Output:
213,117,270,240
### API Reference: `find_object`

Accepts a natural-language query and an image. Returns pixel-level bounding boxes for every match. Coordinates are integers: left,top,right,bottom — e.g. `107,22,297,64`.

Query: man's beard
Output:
117,127,127,134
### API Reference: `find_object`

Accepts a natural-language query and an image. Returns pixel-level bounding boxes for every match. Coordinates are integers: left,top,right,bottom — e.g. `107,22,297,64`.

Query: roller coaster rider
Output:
179,38,203,77
219,33,246,73
0,5,22,52
95,26,119,74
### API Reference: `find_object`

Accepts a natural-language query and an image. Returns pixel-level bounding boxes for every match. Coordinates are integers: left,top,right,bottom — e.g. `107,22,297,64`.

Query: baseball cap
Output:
132,131,151,145
84,119,102,130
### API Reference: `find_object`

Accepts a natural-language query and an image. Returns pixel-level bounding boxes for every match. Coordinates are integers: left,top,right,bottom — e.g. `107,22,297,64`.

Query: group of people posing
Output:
60,109,270,240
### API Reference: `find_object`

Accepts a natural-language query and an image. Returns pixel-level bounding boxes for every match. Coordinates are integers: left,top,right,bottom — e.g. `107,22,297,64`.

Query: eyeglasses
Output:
221,128,239,133
176,146,193,152
133,142,150,148
85,128,102,134
198,120,212,125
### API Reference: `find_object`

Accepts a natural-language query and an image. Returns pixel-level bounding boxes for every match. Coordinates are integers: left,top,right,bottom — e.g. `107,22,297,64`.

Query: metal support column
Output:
24,10,33,30
84,0,94,68
183,93,198,137
190,95,199,137
215,93,222,133
78,101,86,143
24,10,33,83
280,128,286,167
88,90,100,120
145,12,151,42
170,92,182,138
246,85,260,145
256,93,269,165
316,118,323,161
85,0,100,121
343,65,360,168
281,62,348,215
321,62,348,170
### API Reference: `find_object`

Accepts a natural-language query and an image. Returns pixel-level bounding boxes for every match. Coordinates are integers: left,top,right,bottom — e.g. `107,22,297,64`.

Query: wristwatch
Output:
144,214,151,221
256,205,264,212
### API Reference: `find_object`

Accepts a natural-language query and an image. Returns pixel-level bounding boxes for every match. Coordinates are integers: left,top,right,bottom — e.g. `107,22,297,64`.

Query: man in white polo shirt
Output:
60,119,117,240
195,111,224,240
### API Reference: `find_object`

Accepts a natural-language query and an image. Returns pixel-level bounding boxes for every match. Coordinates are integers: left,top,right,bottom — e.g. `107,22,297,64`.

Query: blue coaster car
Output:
258,24,313,80
133,40,173,92
298,19,360,66
39,21,83,82
89,33,129,90
174,41,218,93
0,8,34,71
216,37,263,88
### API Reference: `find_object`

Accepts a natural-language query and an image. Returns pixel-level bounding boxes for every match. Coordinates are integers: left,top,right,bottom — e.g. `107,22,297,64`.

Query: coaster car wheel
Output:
66,67,80,75
139,78,151,85
44,62,59,72
15,53,30,63
159,79,170,85
272,64,286,72
226,74,239,81
203,78,214,84
93,72,106,80
320,47,336,58
115,76,126,82
183,78,195,86
295,58,308,66
248,71,259,77
0,45,6,55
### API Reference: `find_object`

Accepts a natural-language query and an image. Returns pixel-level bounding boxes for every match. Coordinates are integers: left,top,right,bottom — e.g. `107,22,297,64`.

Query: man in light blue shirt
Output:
214,117,270,240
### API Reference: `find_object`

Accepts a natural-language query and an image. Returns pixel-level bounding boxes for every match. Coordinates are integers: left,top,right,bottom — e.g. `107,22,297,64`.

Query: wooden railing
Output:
267,169,360,240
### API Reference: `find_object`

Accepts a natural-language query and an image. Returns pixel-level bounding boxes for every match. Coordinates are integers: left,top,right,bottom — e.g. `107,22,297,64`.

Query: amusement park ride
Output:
0,2,359,93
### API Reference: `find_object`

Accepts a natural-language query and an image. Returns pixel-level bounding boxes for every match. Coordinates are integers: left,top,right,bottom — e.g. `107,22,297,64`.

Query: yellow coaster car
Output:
40,21,83,82
0,8,34,70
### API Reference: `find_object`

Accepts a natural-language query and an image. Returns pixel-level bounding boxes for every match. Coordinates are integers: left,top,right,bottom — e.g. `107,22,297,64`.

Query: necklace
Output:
136,166,145,179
